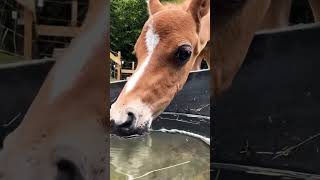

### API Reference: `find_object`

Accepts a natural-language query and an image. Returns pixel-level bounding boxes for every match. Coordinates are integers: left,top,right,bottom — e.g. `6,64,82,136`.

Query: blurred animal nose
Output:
111,112,138,136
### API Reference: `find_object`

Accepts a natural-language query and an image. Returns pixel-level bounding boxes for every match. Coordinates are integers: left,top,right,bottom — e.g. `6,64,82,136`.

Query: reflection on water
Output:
110,132,210,180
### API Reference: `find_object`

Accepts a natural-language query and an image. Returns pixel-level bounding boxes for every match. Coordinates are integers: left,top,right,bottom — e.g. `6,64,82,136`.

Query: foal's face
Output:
111,0,209,136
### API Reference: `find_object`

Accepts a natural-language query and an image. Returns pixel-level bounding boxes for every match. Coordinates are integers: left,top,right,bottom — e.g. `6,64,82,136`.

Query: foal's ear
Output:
187,0,210,31
147,0,164,15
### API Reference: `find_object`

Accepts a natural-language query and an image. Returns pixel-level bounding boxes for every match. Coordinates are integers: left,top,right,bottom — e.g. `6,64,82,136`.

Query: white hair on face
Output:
124,21,159,93
145,23,159,54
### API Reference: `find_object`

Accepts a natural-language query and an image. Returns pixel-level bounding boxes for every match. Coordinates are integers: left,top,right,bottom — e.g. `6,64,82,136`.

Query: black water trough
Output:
0,59,210,147
213,23,320,179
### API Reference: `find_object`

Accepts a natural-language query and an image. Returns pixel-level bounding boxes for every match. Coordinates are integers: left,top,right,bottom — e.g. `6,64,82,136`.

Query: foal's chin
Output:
112,126,150,138
111,117,154,137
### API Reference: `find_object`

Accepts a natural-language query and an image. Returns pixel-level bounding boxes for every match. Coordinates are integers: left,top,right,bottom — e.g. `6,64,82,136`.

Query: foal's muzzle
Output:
110,112,148,137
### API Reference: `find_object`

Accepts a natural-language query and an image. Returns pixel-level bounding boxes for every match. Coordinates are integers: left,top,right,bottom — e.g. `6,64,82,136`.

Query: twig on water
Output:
132,161,191,179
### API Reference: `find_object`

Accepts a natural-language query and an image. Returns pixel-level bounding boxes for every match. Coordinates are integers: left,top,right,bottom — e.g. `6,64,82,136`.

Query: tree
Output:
110,0,148,65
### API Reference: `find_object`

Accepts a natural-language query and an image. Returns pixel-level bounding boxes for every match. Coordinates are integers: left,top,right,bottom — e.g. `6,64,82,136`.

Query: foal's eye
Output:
175,44,192,66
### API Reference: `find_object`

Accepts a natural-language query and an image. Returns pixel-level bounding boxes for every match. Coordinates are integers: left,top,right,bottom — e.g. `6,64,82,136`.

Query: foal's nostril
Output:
118,112,135,129
111,112,144,136
127,112,136,123
56,159,84,180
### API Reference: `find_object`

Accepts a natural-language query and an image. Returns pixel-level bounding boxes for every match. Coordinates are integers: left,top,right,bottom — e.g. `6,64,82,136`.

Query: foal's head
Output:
111,0,210,136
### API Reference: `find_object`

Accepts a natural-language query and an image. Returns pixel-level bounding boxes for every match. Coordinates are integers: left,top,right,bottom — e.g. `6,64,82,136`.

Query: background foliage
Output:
110,0,148,63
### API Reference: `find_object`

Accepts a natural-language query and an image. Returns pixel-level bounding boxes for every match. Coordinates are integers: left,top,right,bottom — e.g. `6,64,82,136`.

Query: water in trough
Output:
110,131,210,180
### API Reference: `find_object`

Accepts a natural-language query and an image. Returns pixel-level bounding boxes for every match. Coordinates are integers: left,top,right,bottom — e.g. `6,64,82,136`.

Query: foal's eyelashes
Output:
175,44,193,66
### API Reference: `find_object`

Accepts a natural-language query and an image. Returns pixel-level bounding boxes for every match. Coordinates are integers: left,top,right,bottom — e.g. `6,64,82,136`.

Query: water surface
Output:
110,132,210,180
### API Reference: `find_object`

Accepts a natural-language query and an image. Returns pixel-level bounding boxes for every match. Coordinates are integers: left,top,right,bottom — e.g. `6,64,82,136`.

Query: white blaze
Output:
125,22,159,93
111,22,159,127
145,23,159,53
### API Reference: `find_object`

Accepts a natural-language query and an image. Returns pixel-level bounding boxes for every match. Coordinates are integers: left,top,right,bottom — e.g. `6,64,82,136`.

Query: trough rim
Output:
0,58,55,69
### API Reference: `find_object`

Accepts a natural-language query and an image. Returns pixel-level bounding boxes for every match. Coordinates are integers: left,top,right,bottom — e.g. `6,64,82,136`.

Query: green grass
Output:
0,52,23,64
